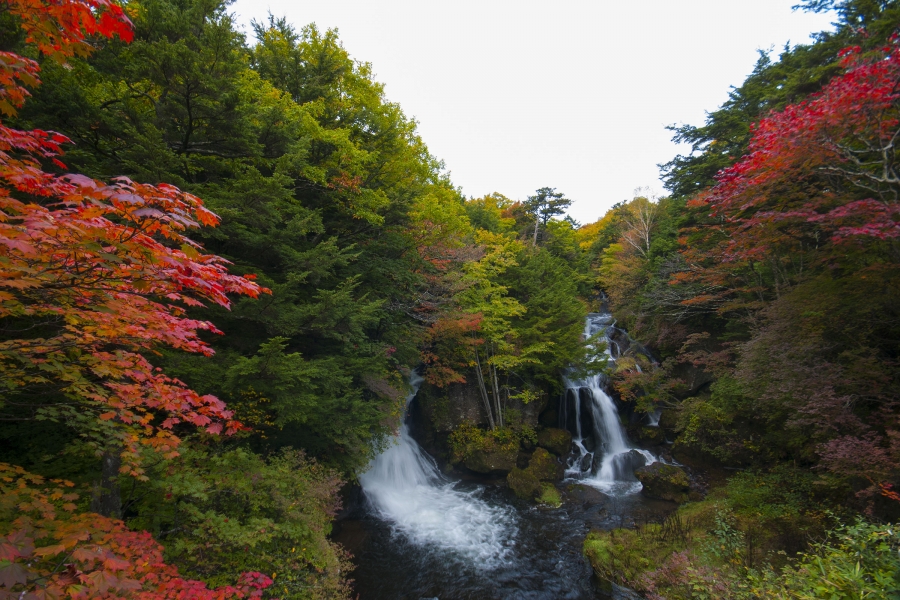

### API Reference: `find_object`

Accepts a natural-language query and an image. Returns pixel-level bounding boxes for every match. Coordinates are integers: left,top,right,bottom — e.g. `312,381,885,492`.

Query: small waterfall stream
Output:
562,313,655,494
347,315,670,598
358,373,516,567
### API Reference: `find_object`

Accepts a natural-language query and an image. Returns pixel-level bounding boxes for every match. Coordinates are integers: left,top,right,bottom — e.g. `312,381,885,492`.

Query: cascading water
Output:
358,372,516,567
345,345,676,598
562,313,655,494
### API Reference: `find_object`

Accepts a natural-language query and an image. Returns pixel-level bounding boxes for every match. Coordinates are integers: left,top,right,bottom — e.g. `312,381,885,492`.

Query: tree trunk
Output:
532,214,540,247
488,348,503,427
473,350,496,429
91,450,122,519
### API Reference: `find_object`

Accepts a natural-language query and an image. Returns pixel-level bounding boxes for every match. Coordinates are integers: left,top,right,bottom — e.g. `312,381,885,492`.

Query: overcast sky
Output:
229,0,835,224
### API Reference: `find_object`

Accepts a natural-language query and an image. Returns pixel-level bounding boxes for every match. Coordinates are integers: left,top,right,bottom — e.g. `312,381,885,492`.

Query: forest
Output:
0,0,898,598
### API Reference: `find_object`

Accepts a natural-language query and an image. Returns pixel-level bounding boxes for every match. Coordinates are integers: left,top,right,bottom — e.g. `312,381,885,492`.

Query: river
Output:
337,313,673,599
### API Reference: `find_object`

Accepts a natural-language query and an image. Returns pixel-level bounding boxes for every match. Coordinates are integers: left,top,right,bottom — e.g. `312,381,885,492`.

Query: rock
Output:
508,448,567,502
526,447,565,482
657,409,679,433
515,451,531,469
635,463,691,503
625,449,650,470
416,378,489,433
464,446,518,474
507,467,541,500
416,373,549,433
566,483,608,507
669,360,714,399
577,453,594,472
536,427,573,456
538,405,559,427
537,483,562,508
581,435,597,452
600,449,649,480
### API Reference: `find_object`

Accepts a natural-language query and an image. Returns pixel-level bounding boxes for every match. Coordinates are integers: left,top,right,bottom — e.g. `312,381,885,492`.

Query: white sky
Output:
229,0,835,224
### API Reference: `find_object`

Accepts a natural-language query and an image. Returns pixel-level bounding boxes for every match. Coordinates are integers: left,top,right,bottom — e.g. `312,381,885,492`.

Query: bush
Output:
749,519,900,599
130,444,351,599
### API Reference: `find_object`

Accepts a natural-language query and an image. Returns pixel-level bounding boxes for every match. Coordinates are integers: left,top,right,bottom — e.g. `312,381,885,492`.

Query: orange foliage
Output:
0,0,267,475
0,463,272,599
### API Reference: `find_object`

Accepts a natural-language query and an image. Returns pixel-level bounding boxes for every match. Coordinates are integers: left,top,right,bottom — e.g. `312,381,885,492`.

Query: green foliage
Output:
704,509,746,565
724,467,818,524
130,444,350,599
500,247,590,386
464,193,515,233
749,519,900,599
584,527,669,585
675,388,742,464
223,337,402,469
10,0,447,473
448,423,520,463
660,0,900,200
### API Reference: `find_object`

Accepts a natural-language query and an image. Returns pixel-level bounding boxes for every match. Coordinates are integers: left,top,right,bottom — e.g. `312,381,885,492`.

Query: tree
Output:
0,0,265,479
129,447,351,599
672,41,900,506
457,231,529,428
14,0,449,472
678,41,900,314
619,191,658,259
0,462,272,599
0,1,272,596
524,187,572,246
660,0,900,201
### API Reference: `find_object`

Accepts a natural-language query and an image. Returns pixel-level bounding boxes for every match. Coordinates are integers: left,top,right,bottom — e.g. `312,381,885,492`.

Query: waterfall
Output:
562,313,655,494
358,372,516,567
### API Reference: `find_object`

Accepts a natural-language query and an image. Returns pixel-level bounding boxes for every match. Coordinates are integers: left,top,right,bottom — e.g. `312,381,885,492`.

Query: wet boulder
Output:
526,447,565,482
581,435,597,453
464,446,518,474
507,467,541,500
536,427,573,456
635,463,690,503
597,449,649,480
566,483,607,507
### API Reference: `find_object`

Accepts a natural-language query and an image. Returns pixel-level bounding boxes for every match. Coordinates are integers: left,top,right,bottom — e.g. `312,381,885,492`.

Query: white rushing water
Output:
563,313,655,494
358,373,516,568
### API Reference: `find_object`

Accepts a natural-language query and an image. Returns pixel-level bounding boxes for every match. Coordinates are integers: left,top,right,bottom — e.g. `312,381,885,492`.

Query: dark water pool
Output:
333,479,676,600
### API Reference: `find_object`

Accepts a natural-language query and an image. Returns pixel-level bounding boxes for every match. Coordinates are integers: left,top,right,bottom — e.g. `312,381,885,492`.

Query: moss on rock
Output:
464,446,518,474
527,447,564,482
635,462,690,503
536,427,572,456
508,467,541,500
538,483,562,507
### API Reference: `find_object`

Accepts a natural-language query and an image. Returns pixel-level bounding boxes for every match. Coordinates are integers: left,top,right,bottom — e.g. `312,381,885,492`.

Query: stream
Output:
337,313,674,599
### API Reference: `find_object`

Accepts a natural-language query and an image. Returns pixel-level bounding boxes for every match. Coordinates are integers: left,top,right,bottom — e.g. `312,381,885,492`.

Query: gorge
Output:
348,314,673,598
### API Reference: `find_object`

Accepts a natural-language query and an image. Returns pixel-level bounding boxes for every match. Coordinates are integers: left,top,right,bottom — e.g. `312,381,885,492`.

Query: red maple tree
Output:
0,463,272,599
676,40,900,308
0,0,268,476
0,0,273,596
